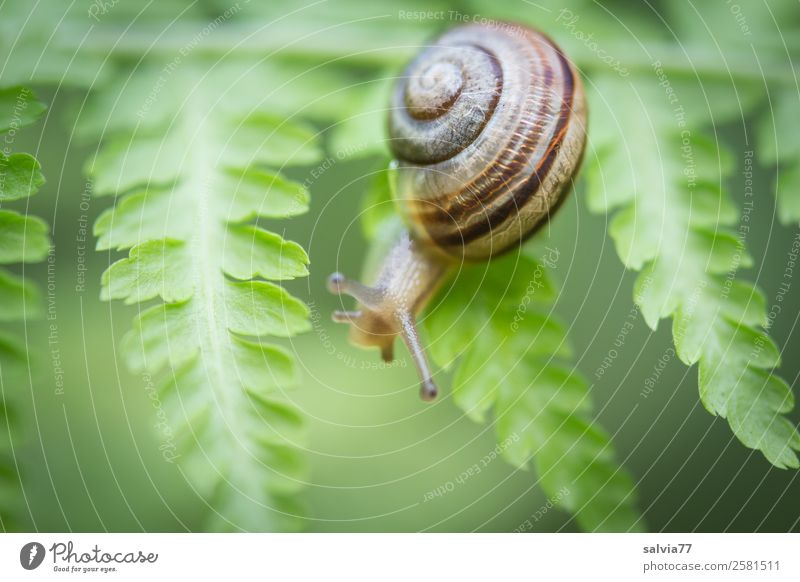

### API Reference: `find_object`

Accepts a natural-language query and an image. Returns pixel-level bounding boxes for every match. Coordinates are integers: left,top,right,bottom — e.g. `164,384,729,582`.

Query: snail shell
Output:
388,22,587,260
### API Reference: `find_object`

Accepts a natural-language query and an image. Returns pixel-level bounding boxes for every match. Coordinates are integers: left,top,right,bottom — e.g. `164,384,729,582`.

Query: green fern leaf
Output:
362,164,642,531
588,72,800,468
0,86,46,132
428,257,642,531
0,210,49,262
0,84,49,530
87,64,319,531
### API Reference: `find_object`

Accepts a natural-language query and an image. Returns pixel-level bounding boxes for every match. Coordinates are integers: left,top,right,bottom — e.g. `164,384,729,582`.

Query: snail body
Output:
329,22,587,400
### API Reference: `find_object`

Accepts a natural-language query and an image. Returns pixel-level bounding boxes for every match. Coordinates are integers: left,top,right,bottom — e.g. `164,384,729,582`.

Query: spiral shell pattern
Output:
388,23,587,260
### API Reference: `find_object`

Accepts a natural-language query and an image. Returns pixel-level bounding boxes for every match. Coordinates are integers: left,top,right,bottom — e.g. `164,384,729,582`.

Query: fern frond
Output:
86,63,319,531
361,165,642,531
430,259,642,531
587,72,800,468
0,85,49,530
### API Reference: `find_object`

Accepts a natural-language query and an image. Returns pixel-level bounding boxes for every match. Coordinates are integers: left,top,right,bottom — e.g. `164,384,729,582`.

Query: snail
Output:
328,22,587,401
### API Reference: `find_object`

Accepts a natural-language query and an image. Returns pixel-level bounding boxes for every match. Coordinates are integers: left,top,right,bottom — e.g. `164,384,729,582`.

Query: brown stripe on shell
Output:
427,39,577,248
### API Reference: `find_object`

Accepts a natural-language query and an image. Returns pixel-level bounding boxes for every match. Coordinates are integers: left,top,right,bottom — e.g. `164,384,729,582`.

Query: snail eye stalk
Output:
327,271,439,401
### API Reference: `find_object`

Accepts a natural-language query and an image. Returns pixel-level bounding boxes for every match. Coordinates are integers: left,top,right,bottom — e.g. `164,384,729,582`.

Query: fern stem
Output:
188,105,230,424
62,25,799,84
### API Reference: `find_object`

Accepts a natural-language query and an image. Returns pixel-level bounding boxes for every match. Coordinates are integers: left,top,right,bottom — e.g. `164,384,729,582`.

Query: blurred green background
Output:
2,0,799,532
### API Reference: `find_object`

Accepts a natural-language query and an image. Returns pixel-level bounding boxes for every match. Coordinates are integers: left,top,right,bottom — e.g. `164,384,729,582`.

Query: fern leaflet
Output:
0,85,49,530
587,71,800,468
86,63,318,530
